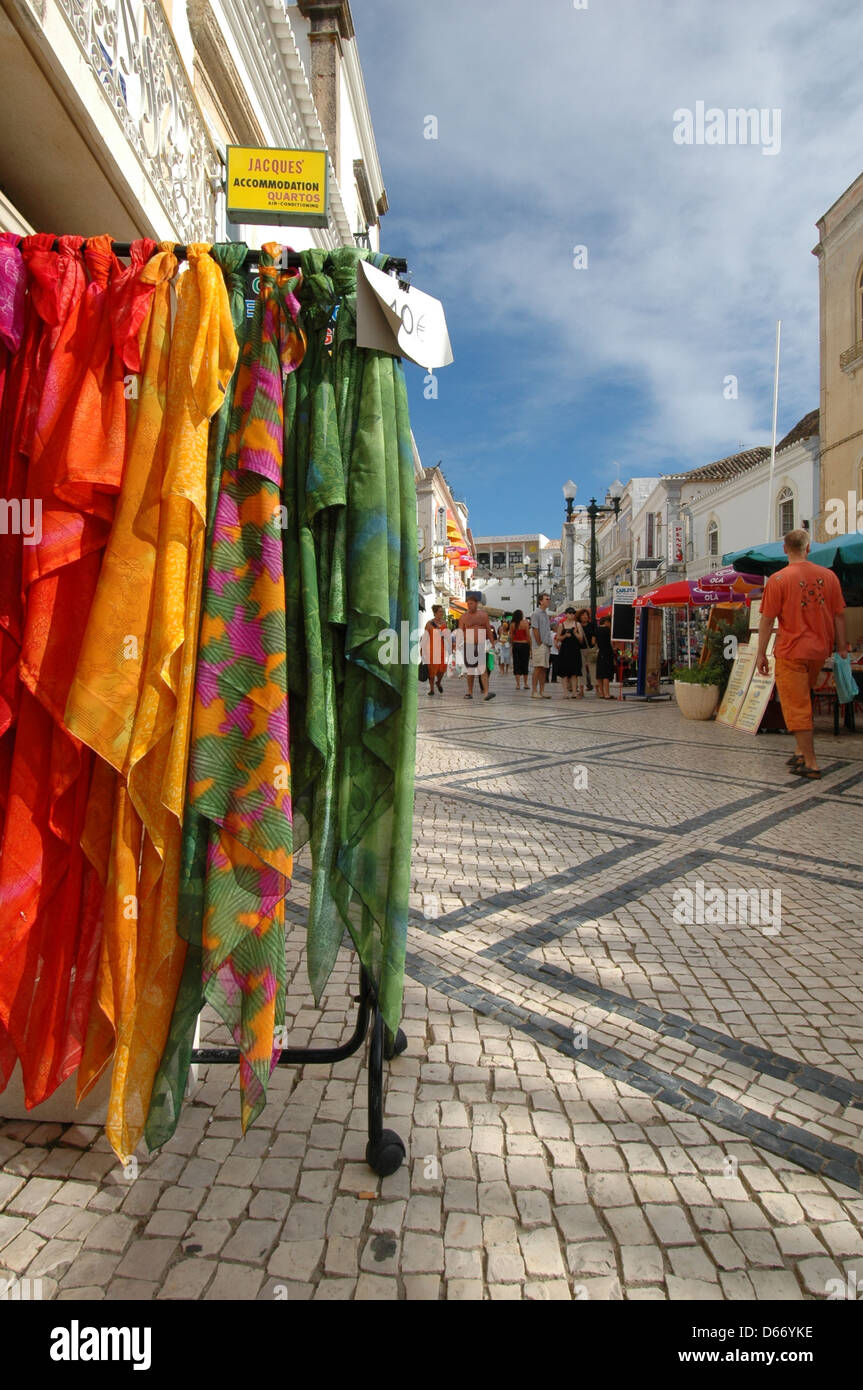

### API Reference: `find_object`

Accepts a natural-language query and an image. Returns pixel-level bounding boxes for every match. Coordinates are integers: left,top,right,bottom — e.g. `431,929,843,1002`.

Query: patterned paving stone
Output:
2,689,862,1301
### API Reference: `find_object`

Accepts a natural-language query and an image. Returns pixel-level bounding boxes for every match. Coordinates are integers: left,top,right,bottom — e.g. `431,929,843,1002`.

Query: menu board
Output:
715,644,757,727
735,660,776,734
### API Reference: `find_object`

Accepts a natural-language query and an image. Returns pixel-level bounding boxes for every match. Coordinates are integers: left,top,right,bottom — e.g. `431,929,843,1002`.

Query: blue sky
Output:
350,0,863,537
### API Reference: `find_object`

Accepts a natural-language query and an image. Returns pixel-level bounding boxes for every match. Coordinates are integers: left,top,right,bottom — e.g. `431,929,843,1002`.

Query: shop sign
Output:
226,146,329,228
668,523,684,564
611,584,636,604
611,584,636,641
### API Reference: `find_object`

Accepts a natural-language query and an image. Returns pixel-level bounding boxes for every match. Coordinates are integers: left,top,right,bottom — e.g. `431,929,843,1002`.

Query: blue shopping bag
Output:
833,653,858,704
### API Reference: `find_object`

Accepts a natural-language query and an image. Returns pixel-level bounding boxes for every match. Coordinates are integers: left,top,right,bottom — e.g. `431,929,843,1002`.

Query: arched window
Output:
706,520,719,558
859,265,863,341
777,486,794,536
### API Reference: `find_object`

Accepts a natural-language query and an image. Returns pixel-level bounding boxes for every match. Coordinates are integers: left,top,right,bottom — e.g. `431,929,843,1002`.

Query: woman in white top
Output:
497,615,512,674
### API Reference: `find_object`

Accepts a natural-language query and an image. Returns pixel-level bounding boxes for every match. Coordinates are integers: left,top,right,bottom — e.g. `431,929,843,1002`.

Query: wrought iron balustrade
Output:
57,0,220,240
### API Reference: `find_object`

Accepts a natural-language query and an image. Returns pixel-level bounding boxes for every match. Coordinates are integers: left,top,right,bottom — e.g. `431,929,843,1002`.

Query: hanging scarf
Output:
0,236,153,1107
0,233,86,1089
283,248,417,1034
145,241,250,1148
281,249,349,1005
68,244,178,1111
74,244,237,1160
183,243,304,1133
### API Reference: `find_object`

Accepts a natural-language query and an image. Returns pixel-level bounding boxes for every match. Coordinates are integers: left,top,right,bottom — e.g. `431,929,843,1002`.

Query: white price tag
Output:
356,260,453,370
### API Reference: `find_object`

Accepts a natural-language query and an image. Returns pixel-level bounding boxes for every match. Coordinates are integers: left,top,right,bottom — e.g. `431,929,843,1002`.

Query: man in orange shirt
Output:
756,529,847,779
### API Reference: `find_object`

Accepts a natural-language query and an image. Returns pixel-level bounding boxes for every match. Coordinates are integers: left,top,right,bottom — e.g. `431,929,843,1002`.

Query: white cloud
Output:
352,0,863,488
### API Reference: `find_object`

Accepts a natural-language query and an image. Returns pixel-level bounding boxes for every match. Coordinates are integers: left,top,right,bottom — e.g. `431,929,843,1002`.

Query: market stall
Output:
0,235,444,1176
634,567,763,668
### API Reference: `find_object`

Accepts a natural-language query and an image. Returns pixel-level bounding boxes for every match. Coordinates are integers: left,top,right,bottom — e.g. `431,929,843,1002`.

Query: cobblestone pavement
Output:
2,679,863,1301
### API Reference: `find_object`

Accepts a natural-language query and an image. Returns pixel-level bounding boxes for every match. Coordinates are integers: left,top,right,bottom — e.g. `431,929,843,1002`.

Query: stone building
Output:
592,479,658,606
813,170,863,537
416,463,474,624
471,534,565,614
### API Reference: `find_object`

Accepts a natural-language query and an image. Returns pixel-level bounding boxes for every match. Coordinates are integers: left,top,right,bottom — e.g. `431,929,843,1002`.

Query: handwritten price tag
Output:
356,260,453,370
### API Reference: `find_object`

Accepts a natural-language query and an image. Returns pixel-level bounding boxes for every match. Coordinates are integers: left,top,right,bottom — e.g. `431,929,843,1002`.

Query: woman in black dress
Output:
554,607,582,698
594,615,615,699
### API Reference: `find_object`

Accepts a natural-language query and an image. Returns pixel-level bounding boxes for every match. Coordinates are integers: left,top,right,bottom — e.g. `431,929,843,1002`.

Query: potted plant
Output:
672,610,750,720
672,661,724,719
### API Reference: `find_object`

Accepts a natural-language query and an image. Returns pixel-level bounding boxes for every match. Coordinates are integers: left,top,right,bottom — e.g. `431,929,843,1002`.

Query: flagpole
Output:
765,320,781,543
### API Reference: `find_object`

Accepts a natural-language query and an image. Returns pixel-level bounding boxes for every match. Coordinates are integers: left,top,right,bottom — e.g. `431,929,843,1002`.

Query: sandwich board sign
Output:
611,584,636,642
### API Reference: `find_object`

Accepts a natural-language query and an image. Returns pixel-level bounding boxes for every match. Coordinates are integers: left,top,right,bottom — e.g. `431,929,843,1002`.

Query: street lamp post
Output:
524,563,539,609
562,480,577,602
571,490,622,621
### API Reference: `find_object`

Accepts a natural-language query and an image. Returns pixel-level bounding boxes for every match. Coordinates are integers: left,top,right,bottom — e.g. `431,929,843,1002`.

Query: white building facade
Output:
593,478,659,606
472,534,565,614
635,416,818,581
416,464,474,624
688,415,818,574
0,0,386,252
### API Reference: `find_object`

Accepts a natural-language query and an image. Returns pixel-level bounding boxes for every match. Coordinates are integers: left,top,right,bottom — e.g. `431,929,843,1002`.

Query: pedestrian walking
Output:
498,614,512,675
548,622,560,683
458,591,497,701
594,615,615,699
511,609,531,689
554,607,582,698
530,592,553,699
423,603,450,696
576,608,598,693
756,528,847,778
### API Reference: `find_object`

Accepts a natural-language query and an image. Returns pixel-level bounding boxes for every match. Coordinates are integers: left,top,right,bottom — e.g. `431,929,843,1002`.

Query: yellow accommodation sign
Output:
226,146,329,228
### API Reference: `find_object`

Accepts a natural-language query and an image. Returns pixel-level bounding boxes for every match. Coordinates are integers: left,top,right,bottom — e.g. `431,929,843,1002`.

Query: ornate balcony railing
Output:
57,0,220,241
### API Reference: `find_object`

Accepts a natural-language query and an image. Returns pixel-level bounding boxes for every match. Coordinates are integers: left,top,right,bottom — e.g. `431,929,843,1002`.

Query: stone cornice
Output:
188,0,267,146
342,33,385,215
260,0,352,245
296,0,354,41
214,0,305,149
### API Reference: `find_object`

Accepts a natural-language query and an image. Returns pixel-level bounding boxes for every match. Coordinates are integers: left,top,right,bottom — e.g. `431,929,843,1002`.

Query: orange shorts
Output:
773,656,823,731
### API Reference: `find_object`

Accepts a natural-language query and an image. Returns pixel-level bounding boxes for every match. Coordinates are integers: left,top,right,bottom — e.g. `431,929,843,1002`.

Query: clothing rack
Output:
13,230,411,1177
192,965,408,1176
46,239,409,275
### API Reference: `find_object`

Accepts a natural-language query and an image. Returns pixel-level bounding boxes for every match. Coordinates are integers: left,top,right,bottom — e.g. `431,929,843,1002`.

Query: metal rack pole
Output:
190,962,408,1176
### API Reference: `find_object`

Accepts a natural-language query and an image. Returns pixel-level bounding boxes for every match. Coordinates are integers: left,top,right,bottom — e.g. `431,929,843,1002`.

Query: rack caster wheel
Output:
366,1129,406,1177
384,1027,408,1061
